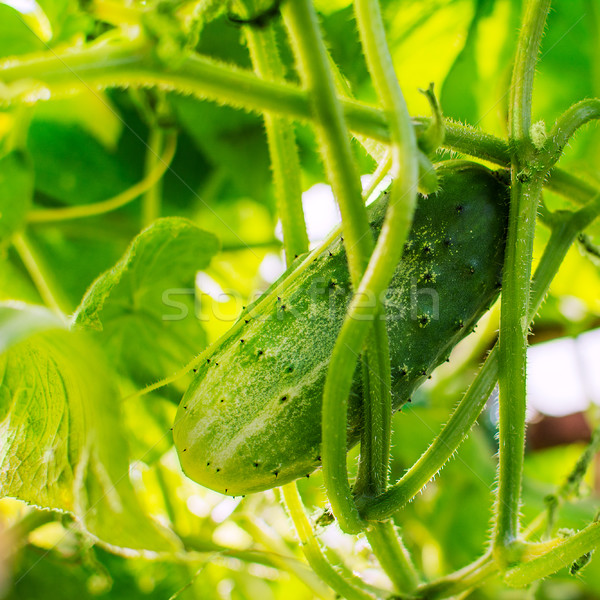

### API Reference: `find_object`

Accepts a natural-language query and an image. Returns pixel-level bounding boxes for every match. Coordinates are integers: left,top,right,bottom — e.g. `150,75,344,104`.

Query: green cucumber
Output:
174,161,509,496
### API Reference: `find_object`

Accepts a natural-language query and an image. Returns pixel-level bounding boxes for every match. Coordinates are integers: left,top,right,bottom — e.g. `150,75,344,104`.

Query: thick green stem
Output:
508,0,551,141
282,0,373,534
351,0,418,494
504,521,600,587
281,484,375,600
355,325,392,498
349,0,420,590
495,0,551,558
495,173,545,553
1,37,598,205
242,10,308,265
281,0,372,282
366,522,419,594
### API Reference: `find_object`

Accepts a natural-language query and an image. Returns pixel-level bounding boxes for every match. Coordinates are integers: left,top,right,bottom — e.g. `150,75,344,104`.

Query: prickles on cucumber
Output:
174,161,510,496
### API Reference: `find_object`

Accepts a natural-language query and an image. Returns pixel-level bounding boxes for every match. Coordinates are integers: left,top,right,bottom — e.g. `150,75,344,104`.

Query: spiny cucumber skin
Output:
174,161,509,497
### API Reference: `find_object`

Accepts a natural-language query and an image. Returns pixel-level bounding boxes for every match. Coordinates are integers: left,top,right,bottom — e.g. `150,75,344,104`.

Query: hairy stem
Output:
367,521,419,594
352,0,418,495
350,0,420,590
495,0,551,558
504,521,600,586
242,8,308,265
281,483,375,600
1,37,598,205
282,0,373,534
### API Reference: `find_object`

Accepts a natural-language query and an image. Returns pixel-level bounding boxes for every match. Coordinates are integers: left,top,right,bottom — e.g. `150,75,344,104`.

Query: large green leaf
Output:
0,304,179,552
73,218,219,390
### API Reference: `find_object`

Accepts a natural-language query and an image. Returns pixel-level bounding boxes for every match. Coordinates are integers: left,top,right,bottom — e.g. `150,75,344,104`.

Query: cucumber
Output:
174,161,509,496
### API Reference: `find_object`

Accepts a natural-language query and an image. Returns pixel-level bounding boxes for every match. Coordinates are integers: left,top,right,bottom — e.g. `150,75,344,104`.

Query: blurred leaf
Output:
33,91,123,151
2,0,52,42
533,0,596,128
0,4,45,56
8,544,200,599
171,96,272,202
27,221,131,310
0,308,179,551
124,394,176,464
73,218,219,389
386,0,475,115
441,0,495,124
314,0,352,14
28,120,139,207
0,150,33,243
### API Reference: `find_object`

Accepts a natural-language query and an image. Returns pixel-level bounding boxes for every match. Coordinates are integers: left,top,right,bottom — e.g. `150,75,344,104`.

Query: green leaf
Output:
171,96,272,202
440,0,491,124
27,222,130,311
0,150,34,243
0,308,180,552
28,120,139,207
0,5,45,57
73,218,219,389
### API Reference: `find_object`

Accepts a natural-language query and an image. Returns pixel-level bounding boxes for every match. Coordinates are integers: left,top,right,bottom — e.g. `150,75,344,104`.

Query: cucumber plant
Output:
0,0,599,599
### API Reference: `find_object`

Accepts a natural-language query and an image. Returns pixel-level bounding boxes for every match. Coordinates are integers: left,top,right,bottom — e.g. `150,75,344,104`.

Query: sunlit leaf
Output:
0,306,180,552
73,218,219,389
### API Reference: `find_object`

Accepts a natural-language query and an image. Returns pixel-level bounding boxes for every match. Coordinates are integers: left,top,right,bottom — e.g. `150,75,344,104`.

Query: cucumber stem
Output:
1,37,597,207
281,0,373,534
241,4,309,265
281,483,375,600
495,0,551,559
